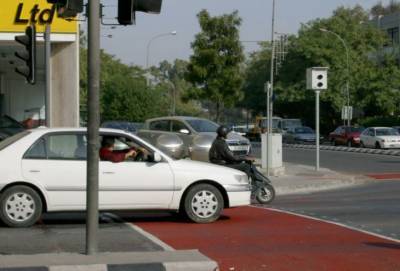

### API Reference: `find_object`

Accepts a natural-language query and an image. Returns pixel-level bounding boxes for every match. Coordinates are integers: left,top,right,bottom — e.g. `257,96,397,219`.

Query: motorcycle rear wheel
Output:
255,184,275,204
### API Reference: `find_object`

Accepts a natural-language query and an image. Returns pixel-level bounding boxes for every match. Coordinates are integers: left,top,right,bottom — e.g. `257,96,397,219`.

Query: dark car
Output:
101,121,142,134
283,126,316,144
329,126,365,147
0,115,25,141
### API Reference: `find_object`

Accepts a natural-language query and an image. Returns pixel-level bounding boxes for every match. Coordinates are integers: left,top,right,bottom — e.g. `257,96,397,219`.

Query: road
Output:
252,145,400,174
269,181,400,241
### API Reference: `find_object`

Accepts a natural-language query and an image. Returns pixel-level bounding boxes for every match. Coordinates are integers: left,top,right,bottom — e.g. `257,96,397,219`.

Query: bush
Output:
359,116,400,127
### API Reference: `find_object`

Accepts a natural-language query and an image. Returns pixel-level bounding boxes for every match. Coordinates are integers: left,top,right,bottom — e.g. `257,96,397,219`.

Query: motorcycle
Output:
246,160,276,204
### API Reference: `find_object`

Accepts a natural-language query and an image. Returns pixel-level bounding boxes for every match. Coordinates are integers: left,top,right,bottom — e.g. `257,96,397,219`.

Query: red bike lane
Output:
133,206,400,271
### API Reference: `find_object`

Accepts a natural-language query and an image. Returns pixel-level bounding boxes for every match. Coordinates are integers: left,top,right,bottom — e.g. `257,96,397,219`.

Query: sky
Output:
97,0,390,68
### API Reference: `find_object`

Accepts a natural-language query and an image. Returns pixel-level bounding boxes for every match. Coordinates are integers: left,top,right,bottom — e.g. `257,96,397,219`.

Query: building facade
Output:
0,0,79,127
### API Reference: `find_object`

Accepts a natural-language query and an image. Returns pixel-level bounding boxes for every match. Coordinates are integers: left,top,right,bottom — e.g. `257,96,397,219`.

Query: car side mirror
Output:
179,129,190,135
153,152,162,162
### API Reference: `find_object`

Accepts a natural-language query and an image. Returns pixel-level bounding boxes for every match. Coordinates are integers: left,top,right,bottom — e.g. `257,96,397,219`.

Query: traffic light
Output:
118,0,162,25
14,25,36,85
306,67,328,90
47,0,84,18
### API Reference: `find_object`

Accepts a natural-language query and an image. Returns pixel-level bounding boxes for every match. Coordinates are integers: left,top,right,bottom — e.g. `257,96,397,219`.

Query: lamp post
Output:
146,31,177,85
320,28,351,126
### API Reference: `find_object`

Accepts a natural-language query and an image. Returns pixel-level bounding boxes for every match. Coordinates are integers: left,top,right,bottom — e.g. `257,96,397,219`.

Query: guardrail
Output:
251,141,400,156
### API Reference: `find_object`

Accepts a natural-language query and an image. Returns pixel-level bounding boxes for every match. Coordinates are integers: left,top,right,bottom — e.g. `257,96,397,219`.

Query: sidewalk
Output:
0,163,372,271
257,161,372,195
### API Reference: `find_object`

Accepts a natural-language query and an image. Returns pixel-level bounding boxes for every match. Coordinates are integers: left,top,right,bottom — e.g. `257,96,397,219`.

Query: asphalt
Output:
0,161,372,271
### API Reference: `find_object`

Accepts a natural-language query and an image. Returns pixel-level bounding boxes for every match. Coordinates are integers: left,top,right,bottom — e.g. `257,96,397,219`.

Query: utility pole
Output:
266,0,276,176
86,0,101,255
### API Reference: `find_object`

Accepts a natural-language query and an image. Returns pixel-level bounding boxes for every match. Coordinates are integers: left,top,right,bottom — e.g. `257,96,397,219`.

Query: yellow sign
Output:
0,0,77,33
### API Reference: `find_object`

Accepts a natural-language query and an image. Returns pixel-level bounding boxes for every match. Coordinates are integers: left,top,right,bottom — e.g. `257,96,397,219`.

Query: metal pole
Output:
315,90,320,171
44,24,51,127
86,0,101,255
267,0,276,177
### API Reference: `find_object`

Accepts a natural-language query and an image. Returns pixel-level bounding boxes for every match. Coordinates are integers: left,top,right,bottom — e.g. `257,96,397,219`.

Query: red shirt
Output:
99,148,126,163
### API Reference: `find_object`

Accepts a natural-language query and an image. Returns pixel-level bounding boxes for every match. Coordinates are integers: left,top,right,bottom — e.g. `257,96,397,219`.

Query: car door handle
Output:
29,170,40,173
102,171,115,174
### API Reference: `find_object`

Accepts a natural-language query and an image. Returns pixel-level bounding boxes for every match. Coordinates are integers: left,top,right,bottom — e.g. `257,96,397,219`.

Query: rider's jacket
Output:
209,137,246,165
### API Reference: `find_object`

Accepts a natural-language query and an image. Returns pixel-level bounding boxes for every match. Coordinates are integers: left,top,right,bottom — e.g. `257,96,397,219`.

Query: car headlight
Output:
234,174,249,183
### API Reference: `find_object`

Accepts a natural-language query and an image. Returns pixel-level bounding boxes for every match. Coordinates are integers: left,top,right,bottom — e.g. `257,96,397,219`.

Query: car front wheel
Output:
183,184,224,223
0,185,43,227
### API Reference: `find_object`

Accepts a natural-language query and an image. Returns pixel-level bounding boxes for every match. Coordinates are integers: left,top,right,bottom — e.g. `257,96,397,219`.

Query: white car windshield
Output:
186,119,219,133
376,128,399,136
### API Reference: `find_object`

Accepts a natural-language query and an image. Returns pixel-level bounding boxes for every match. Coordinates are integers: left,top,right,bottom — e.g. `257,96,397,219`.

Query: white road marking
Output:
251,206,400,243
103,213,175,251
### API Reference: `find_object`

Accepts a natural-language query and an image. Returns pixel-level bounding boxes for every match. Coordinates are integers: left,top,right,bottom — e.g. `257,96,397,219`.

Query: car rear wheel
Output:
183,184,223,223
360,141,365,148
0,185,42,228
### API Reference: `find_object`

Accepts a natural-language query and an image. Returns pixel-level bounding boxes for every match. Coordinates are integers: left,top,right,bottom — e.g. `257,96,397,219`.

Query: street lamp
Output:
320,28,351,126
146,31,177,85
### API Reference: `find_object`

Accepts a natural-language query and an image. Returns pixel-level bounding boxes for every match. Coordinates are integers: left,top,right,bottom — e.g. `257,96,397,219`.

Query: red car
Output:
329,126,365,147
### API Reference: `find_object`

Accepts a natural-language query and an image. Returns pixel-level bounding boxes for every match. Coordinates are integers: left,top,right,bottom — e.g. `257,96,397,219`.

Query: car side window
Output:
149,120,170,131
47,134,87,160
334,127,341,133
24,138,47,159
171,121,189,133
369,130,375,136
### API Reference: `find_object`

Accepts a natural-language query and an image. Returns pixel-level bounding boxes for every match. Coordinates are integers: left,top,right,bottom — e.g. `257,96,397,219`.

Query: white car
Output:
360,127,400,149
0,128,250,227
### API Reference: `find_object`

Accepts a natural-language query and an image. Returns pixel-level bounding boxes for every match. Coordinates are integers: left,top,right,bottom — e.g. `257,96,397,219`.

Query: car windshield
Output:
261,119,280,129
0,131,30,151
0,116,22,129
186,119,219,133
282,120,302,129
348,127,364,133
295,127,314,134
376,128,399,136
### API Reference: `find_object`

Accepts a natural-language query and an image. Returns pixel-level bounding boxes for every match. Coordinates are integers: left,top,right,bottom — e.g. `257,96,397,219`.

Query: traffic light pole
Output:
315,90,320,171
44,24,52,127
266,0,276,177
86,0,101,255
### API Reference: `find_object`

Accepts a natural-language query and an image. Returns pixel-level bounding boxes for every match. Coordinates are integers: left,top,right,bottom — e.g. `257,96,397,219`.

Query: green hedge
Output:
359,116,400,127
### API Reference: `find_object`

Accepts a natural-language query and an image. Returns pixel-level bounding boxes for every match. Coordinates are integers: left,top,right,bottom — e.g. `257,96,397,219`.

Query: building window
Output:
387,27,399,45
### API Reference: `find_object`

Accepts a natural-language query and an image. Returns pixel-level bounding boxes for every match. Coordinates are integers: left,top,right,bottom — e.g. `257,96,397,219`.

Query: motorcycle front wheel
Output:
255,184,275,204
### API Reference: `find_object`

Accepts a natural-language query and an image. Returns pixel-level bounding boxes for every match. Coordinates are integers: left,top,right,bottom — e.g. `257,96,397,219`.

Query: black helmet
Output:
217,125,229,138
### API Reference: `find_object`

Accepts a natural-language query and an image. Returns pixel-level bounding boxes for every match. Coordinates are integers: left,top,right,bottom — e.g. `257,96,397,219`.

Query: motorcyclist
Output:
209,125,266,180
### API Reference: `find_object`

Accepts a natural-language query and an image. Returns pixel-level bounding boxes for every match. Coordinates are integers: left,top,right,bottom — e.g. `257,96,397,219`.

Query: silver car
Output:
137,116,251,161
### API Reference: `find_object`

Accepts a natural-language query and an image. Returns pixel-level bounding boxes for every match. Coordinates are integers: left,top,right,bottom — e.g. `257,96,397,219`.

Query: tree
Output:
242,5,400,133
371,0,400,16
185,10,245,122
150,59,203,116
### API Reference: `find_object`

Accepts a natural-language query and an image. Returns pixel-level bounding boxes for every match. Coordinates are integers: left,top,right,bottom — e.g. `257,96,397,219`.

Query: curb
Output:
0,251,219,271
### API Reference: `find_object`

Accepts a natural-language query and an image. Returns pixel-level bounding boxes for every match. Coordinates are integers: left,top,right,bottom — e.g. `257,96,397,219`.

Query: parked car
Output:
0,115,25,141
360,127,400,149
278,118,302,132
137,116,251,162
101,121,142,134
329,126,365,147
230,124,253,137
283,126,316,144
0,128,251,227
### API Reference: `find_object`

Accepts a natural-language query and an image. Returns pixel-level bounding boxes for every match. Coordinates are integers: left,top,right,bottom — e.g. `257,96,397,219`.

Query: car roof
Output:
145,116,209,122
27,127,133,135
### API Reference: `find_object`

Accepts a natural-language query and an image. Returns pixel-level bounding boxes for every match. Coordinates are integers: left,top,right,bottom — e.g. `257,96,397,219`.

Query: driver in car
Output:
99,137,144,162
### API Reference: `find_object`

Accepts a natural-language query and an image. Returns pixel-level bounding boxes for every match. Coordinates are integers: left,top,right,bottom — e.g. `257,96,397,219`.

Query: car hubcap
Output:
5,192,35,222
191,190,218,218
259,187,272,201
